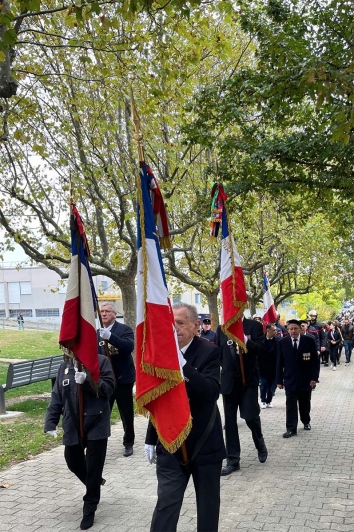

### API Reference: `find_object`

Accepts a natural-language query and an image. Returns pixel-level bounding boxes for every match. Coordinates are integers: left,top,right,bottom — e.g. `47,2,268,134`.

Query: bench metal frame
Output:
0,355,63,414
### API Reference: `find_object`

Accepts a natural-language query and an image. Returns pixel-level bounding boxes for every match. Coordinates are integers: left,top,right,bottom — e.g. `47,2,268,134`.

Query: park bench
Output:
0,354,63,415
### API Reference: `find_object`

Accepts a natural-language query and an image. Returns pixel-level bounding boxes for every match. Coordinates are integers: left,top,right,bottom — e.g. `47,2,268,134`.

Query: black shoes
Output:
123,446,133,457
258,448,268,463
283,431,297,438
221,464,240,476
80,512,95,530
304,424,311,430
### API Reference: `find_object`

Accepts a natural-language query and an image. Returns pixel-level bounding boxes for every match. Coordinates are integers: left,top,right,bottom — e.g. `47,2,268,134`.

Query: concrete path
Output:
1,358,354,532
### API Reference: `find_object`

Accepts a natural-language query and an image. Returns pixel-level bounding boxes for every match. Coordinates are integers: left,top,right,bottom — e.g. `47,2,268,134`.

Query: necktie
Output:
293,338,298,353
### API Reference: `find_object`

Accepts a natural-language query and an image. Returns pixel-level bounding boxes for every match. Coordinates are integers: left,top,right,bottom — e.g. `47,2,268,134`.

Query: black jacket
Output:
307,321,326,349
44,354,115,445
145,336,226,466
276,335,319,392
97,321,135,384
216,318,264,394
259,334,279,380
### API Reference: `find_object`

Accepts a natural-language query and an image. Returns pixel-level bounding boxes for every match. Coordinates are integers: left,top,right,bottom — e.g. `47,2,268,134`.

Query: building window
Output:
194,293,201,305
0,283,4,304
20,282,31,295
172,294,182,304
9,309,33,317
0,310,5,317
35,308,60,317
8,282,20,304
100,281,109,291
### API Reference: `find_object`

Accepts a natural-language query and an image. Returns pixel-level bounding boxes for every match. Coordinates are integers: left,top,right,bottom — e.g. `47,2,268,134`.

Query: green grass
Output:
0,329,60,359
0,329,61,399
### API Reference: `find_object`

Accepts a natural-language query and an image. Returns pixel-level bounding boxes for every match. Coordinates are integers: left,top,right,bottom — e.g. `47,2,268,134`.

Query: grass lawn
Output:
0,329,60,359
0,329,61,399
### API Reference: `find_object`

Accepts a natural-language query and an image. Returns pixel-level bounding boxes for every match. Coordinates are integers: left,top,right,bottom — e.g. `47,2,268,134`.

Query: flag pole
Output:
69,177,85,441
130,89,189,464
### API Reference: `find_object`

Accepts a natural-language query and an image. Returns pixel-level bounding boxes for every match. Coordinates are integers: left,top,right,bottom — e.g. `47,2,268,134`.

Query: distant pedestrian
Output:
200,318,217,343
327,322,341,371
340,318,353,365
17,312,24,330
276,319,319,438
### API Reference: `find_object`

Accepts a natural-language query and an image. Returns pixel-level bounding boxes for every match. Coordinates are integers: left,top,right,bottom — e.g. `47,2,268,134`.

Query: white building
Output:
0,265,123,323
0,264,219,326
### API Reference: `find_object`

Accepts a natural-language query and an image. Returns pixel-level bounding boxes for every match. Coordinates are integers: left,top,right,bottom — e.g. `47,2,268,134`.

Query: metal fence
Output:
0,319,60,332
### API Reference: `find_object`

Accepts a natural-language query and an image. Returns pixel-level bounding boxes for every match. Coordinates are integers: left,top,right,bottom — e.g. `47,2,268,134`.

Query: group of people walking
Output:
44,303,343,532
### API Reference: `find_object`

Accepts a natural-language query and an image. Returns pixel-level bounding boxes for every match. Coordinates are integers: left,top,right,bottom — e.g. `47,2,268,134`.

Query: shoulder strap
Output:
191,404,217,462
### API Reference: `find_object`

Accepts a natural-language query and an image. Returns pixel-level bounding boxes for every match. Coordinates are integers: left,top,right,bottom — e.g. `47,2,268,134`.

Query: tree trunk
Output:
118,276,137,332
0,1,18,98
205,289,220,329
248,297,257,317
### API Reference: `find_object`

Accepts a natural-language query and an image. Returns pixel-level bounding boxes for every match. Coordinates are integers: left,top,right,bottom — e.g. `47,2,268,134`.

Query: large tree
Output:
0,2,252,328
183,0,354,197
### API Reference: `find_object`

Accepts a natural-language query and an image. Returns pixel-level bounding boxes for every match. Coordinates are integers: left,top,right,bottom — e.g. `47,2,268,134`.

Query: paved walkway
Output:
1,358,354,532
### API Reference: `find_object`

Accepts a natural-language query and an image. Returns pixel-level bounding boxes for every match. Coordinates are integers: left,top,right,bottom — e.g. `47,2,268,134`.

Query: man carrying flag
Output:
145,302,226,532
44,203,115,531
135,164,225,531
212,184,267,476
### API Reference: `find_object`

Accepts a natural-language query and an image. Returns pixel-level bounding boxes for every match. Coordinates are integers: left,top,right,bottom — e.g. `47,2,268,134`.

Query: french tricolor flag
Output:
218,186,248,351
135,163,191,453
262,273,277,327
59,205,99,382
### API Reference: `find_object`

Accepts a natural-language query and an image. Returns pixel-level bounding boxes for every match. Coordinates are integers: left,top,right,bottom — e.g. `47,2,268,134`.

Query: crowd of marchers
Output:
43,303,349,532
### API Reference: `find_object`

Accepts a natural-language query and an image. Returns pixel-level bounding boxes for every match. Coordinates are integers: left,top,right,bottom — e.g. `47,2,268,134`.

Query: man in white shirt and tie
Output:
276,319,319,438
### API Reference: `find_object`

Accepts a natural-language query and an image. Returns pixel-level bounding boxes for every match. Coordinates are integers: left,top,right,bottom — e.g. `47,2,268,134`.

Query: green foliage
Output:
292,289,344,321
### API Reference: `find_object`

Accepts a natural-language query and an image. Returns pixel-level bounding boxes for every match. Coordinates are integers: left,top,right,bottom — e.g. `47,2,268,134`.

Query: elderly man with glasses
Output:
98,303,135,457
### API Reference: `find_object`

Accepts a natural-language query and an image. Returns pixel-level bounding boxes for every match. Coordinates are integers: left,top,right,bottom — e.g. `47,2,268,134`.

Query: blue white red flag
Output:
59,204,99,382
136,163,191,453
214,184,248,351
262,273,277,327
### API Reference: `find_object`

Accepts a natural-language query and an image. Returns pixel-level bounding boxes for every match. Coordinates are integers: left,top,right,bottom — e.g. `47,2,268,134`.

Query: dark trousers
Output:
321,350,329,364
259,376,276,404
110,382,135,447
223,384,265,467
64,438,107,514
285,390,311,432
329,345,338,366
150,459,222,532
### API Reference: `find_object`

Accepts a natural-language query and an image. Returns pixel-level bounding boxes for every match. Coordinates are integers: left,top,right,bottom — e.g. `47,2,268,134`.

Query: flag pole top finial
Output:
130,88,145,163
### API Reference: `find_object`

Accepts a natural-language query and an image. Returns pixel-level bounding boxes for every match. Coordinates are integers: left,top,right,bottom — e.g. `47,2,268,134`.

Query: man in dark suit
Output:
145,302,225,532
216,316,267,476
98,303,135,457
276,319,319,438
